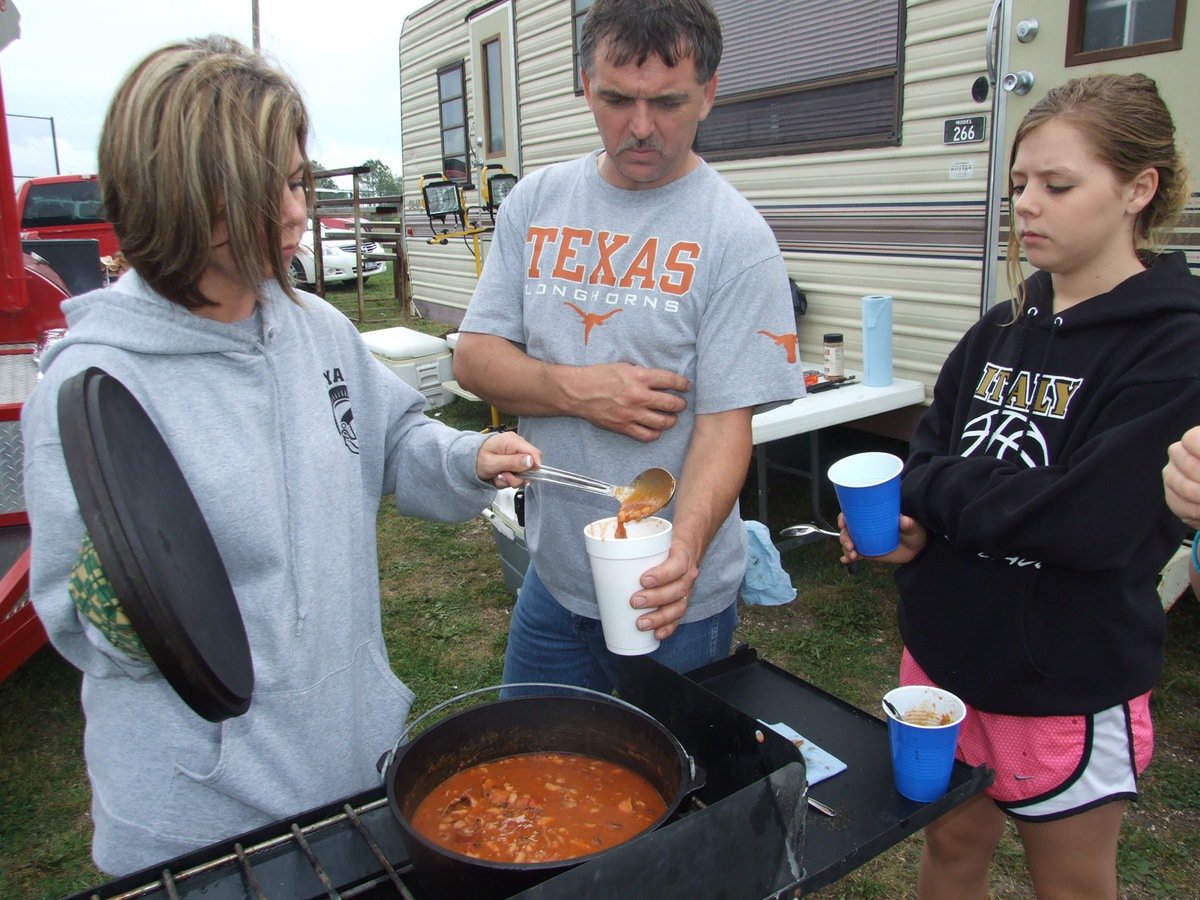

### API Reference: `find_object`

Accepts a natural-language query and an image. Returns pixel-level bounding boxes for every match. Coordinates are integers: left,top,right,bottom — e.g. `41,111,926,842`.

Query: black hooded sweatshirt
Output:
896,252,1200,716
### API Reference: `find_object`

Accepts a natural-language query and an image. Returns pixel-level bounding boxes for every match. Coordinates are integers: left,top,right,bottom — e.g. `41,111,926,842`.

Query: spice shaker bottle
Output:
823,333,845,382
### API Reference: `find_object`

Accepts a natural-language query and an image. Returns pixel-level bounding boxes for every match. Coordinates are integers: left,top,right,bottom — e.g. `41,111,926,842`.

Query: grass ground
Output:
2,279,1198,897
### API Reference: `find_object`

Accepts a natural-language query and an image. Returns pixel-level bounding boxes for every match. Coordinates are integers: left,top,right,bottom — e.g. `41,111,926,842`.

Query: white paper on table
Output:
764,721,848,786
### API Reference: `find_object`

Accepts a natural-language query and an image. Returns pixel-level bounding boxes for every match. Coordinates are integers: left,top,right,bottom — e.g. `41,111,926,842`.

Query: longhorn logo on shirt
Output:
564,302,622,344
757,330,800,364
324,369,359,455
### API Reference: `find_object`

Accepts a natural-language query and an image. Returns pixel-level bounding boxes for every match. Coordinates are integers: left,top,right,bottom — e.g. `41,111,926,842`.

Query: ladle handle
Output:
518,464,616,497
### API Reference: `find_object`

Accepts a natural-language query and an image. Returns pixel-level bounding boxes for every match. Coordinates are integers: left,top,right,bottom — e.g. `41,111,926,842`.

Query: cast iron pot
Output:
384,690,704,899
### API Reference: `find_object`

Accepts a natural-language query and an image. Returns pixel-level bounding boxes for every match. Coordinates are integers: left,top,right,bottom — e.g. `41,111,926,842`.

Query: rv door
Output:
982,0,1197,312
467,2,521,186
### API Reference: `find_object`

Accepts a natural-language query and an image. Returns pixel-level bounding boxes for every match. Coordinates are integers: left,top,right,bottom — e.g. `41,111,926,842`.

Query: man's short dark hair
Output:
580,0,722,83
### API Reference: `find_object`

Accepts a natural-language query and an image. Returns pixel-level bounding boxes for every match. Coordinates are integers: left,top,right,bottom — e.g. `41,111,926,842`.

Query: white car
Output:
314,219,391,276
290,231,386,289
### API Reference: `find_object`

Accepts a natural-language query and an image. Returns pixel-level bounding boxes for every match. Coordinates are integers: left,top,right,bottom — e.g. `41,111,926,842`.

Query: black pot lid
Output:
57,367,253,721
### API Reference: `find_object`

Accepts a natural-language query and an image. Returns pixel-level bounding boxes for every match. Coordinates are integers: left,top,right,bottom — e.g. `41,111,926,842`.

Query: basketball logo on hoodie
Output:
324,368,359,455
961,363,1080,467
959,408,1048,468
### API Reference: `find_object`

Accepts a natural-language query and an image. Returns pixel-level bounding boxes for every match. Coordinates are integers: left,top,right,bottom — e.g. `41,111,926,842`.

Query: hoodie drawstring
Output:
980,306,1061,455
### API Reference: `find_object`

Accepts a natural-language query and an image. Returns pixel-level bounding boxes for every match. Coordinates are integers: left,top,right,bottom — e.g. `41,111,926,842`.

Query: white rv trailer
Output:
398,0,1198,436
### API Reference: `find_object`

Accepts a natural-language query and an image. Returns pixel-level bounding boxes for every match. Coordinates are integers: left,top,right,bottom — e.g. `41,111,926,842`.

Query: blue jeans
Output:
501,563,738,697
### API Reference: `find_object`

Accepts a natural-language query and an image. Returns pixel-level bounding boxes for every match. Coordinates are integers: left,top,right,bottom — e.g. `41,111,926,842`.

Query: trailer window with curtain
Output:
482,38,507,156
437,62,469,182
697,0,904,160
572,0,594,94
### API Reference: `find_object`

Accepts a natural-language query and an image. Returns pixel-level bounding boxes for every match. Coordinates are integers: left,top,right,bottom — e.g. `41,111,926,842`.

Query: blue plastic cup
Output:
883,685,966,802
827,452,903,556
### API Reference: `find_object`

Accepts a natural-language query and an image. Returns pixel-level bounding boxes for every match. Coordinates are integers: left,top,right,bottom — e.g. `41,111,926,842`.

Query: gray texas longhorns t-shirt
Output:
461,151,804,621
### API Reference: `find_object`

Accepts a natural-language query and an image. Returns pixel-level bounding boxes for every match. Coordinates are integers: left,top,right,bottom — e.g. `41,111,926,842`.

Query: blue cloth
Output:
501,563,738,697
740,521,797,605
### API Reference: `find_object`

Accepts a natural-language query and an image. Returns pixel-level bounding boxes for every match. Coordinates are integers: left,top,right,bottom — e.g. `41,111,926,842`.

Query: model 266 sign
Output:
943,116,986,145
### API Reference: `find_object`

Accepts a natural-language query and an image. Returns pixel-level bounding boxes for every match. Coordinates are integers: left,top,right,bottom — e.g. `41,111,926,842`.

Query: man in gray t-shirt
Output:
455,0,803,692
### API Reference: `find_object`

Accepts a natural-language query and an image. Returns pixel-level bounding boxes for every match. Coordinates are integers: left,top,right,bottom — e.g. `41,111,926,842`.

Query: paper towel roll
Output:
862,295,893,387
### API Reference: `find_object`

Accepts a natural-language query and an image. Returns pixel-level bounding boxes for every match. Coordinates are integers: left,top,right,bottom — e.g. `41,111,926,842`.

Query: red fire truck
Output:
0,61,77,682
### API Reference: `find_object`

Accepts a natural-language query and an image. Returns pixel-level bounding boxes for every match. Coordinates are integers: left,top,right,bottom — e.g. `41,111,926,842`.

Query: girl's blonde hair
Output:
1004,72,1190,319
99,35,312,308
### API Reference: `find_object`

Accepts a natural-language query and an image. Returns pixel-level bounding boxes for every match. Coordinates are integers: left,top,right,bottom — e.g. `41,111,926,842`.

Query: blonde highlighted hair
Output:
98,35,312,308
1004,72,1190,320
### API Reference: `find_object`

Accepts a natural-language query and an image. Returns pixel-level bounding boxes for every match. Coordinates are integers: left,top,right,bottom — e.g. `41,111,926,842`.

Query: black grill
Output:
71,647,990,900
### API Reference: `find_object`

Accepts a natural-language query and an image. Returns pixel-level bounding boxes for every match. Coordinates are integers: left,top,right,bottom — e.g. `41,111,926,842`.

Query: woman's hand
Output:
838,512,927,565
1164,425,1200,528
476,432,541,487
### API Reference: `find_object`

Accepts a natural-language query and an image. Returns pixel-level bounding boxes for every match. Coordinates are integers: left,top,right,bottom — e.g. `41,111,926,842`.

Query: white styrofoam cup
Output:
583,516,670,655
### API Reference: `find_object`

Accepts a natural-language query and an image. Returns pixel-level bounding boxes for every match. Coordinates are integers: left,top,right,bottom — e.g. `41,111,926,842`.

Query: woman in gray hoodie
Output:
21,35,540,876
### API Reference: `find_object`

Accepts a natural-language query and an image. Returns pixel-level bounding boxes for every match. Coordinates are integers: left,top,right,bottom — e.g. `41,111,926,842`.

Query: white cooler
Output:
482,487,529,597
360,326,454,409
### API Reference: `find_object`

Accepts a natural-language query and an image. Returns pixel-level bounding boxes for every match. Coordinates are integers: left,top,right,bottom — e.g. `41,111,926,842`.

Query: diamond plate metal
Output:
0,351,38,405
0,353,37,513
0,423,24,513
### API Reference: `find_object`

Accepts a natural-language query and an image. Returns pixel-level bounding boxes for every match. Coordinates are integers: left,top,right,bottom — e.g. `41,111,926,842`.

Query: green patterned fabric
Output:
69,532,149,661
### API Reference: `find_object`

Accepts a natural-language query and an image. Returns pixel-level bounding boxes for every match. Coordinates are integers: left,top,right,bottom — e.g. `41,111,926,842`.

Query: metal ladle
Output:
518,464,676,516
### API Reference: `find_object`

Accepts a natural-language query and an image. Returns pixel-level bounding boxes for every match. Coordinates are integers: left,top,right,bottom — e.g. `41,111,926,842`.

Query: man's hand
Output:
629,539,699,641
453,333,690,441
628,409,752,639
562,361,689,442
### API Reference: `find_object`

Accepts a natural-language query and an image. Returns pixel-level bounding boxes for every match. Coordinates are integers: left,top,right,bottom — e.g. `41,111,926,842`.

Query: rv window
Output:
483,38,506,155
696,0,903,160
571,0,594,94
1066,0,1185,64
437,62,470,183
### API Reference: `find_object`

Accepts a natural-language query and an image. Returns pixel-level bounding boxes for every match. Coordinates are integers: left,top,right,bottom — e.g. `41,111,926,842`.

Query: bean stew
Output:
409,751,667,864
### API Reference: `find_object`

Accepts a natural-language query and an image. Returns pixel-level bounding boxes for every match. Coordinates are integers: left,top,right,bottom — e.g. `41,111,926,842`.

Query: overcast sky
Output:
1,0,428,187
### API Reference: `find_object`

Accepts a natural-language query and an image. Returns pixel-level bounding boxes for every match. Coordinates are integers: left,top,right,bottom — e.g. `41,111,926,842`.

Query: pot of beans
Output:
383,686,704,899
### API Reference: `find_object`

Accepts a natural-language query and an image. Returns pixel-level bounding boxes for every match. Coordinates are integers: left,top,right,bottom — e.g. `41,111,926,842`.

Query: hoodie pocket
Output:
1012,568,1052,680
897,540,1048,703
155,641,414,841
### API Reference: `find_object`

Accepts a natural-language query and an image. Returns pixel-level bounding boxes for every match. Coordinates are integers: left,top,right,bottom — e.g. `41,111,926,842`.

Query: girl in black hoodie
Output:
839,74,1200,898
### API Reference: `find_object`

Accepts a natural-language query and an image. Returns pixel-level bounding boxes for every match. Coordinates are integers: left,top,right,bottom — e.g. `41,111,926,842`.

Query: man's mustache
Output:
616,137,663,154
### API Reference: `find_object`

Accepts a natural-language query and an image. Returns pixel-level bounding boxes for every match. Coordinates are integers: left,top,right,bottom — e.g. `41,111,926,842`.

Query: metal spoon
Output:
518,464,676,516
780,523,841,540
781,523,859,576
807,796,838,817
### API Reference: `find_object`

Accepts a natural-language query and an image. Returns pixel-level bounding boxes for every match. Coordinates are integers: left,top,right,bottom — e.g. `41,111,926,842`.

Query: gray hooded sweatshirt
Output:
22,271,494,875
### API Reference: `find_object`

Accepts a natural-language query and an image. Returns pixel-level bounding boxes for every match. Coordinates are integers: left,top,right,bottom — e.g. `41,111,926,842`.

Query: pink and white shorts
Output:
900,649,1153,821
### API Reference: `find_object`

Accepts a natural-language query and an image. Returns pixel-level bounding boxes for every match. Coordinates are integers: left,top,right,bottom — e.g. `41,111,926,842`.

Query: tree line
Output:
311,158,401,199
